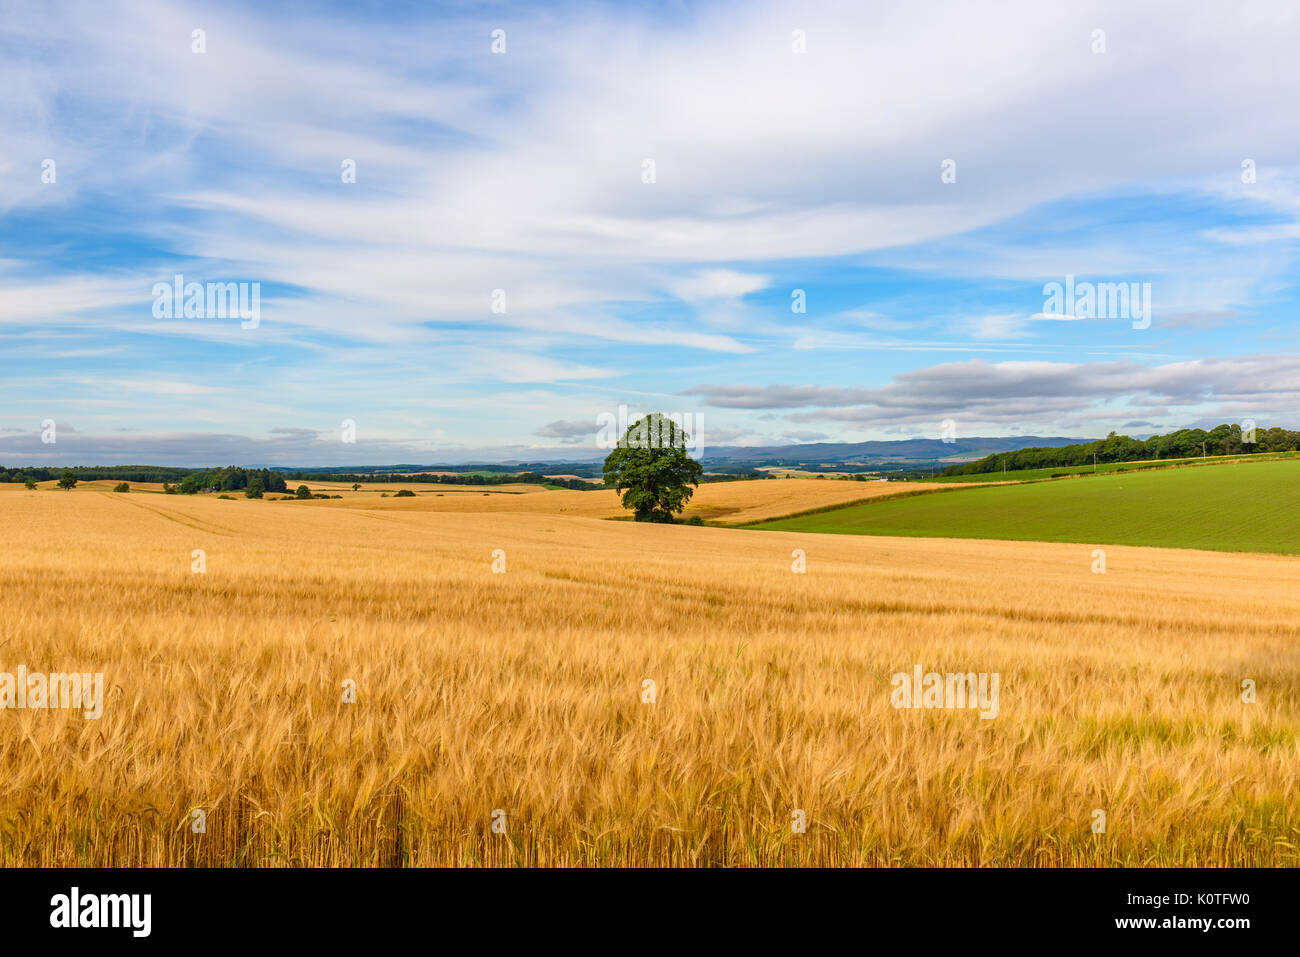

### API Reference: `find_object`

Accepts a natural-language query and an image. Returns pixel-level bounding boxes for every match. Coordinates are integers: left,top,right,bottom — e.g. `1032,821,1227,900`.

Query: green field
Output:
927,449,1300,483
747,458,1300,555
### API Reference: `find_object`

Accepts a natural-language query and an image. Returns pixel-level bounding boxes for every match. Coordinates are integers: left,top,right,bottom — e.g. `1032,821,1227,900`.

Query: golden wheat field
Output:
295,475,956,522
1,482,1297,867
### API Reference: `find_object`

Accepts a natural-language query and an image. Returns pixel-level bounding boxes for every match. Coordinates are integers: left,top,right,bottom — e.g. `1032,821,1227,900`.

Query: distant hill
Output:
8,436,1096,478
699,436,1091,467
241,436,1094,475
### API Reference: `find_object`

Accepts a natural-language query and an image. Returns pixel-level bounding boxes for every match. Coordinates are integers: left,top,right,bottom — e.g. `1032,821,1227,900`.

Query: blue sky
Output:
2,0,1299,465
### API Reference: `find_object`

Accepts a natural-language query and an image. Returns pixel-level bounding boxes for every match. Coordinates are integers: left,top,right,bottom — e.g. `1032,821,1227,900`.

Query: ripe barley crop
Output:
1,486,1297,866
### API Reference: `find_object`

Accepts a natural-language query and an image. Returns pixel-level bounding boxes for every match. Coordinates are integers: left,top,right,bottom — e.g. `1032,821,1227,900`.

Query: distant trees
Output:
602,413,704,522
285,469,603,491
940,424,1300,478
0,465,191,484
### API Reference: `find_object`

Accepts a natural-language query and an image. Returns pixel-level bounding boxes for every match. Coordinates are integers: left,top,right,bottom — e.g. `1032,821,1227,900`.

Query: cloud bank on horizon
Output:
1,0,1298,465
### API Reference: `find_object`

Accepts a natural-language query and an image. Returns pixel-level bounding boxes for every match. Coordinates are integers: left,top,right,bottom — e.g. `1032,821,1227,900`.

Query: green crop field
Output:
926,449,1300,483
747,458,1300,555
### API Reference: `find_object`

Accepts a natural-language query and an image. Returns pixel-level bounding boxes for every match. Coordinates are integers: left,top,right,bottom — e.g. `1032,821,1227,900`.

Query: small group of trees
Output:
171,466,288,495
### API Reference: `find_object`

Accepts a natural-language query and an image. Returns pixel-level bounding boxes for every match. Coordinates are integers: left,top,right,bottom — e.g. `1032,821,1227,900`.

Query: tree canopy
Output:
602,413,704,522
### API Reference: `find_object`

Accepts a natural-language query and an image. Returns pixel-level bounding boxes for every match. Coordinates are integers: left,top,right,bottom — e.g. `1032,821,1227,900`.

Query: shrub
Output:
684,515,704,525
395,489,416,497
24,480,37,490
113,482,130,493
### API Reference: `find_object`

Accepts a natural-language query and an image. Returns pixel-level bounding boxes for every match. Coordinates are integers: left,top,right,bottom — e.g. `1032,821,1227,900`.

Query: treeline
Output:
281,469,770,490
699,471,771,483
0,464,193,484
6,463,770,491
283,470,602,491
293,462,607,478
941,425,1300,477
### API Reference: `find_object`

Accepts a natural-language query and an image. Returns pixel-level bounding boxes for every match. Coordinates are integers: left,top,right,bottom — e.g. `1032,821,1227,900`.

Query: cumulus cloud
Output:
684,353,1300,430
534,419,596,443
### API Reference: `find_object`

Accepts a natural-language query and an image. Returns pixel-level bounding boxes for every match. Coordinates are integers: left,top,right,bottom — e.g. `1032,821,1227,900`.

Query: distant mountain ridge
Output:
699,436,1092,465
5,435,1099,478
246,435,1095,473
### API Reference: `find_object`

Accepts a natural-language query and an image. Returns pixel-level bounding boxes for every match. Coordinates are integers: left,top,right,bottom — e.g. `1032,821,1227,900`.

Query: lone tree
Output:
57,471,77,490
602,413,703,522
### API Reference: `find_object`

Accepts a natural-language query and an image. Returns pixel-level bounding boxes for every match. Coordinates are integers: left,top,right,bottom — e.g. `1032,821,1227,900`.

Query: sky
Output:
1,0,1299,466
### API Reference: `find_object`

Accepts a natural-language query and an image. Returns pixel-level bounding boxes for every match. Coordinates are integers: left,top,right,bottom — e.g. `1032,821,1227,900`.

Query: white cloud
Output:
666,269,770,301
